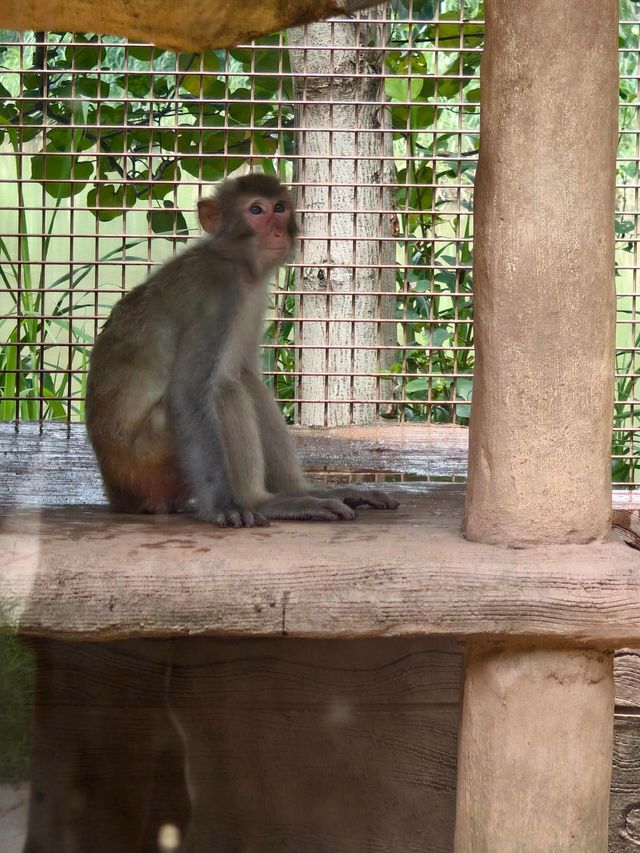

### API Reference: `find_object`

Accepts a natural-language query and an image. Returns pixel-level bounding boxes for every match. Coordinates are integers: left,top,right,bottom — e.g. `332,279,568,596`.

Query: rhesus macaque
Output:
86,174,399,527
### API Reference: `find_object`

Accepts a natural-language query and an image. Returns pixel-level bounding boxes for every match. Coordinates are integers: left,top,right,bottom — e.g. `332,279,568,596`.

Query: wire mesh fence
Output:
0,0,638,489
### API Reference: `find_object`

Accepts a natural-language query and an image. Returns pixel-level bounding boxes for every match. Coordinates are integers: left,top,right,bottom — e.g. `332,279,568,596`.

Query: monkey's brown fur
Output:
87,175,399,527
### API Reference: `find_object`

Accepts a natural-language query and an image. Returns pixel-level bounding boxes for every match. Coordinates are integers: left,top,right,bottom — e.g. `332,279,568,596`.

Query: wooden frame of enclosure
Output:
1,0,639,850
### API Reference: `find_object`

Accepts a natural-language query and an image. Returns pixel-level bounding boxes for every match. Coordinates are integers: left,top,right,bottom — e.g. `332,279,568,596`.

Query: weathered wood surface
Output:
21,636,460,853
0,0,382,54
1,421,638,642
0,495,638,642
610,717,640,850
610,650,640,852
0,421,469,508
3,643,640,851
463,0,618,548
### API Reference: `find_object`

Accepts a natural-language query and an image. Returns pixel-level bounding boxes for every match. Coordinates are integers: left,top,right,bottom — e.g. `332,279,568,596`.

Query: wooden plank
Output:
0,495,639,643
3,636,640,851
615,650,640,708
23,638,190,852
0,422,469,510
172,637,459,853
22,637,460,853
610,649,640,852
609,716,640,852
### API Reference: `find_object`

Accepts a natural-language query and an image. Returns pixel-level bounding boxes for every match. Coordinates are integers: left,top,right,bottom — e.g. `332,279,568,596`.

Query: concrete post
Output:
463,0,618,547
456,1,618,849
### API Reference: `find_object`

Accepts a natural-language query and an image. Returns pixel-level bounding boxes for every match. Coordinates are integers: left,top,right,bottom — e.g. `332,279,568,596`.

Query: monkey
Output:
86,174,399,527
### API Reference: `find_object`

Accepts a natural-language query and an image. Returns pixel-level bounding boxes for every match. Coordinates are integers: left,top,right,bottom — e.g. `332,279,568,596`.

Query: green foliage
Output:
0,32,294,234
0,202,147,420
0,621,34,784
383,0,480,424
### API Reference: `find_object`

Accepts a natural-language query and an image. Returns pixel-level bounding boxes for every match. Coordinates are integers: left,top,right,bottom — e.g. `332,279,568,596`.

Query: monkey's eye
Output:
249,203,264,215
274,201,286,213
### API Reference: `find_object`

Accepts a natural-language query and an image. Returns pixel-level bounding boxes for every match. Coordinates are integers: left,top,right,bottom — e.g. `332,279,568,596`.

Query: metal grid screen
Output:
0,0,638,489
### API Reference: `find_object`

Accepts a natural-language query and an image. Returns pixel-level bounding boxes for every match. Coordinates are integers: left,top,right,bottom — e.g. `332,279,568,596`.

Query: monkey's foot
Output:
198,508,270,528
258,495,356,522
311,487,400,511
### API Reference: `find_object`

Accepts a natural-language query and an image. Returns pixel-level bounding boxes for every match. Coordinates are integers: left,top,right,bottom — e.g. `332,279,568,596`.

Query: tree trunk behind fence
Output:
290,8,397,427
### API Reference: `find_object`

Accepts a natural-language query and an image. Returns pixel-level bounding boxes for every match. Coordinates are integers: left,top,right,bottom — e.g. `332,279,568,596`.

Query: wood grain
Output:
1,496,638,643
22,637,460,853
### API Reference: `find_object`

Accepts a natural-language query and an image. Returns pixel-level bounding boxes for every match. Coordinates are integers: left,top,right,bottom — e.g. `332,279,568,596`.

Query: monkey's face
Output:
198,176,299,269
242,194,293,261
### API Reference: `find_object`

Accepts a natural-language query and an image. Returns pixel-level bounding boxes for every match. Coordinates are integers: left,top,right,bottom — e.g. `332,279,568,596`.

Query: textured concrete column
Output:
454,645,614,853
463,0,618,546
456,2,618,850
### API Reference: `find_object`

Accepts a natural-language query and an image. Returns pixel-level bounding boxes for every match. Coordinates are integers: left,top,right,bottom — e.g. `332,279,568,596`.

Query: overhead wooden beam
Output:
0,0,382,53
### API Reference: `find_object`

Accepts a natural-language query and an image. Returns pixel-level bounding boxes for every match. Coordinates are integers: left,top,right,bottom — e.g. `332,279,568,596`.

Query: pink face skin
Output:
243,196,292,258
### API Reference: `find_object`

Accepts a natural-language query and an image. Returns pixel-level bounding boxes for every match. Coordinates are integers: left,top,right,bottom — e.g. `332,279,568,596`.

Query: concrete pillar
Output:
463,0,618,547
454,645,614,852
456,1,618,849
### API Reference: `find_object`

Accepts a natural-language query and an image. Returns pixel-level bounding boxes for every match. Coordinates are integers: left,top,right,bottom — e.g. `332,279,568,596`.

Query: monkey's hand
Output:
198,506,270,528
309,487,400,511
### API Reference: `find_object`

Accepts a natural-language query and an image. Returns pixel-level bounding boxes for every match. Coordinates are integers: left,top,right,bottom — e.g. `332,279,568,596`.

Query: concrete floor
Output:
0,784,28,853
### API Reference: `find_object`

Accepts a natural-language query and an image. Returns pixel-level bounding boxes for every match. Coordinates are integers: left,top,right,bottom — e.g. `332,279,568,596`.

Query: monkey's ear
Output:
197,198,221,235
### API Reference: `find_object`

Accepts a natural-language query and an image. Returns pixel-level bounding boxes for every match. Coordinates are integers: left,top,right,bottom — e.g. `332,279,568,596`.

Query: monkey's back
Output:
86,240,232,451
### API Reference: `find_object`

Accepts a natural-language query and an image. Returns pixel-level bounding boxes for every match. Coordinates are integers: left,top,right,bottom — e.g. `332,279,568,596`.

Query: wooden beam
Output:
0,0,382,53
1,496,638,643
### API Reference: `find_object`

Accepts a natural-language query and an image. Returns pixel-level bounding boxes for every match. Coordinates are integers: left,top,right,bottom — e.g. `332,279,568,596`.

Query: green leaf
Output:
87,184,136,221
456,377,473,400
47,127,93,153
181,156,226,181
127,45,169,63
181,74,225,99
432,328,450,347
180,53,224,98
31,155,94,197
148,202,189,240
405,377,429,393
75,78,111,99
65,37,104,70
437,77,461,100
0,103,19,126
427,12,484,48
385,76,423,102
96,104,125,125
616,219,635,236
411,105,435,128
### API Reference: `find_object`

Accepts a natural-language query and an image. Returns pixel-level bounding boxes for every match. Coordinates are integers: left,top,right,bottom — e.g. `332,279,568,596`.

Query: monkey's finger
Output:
305,508,356,521
238,509,271,528
216,510,244,528
320,500,357,520
361,491,400,510
333,489,399,510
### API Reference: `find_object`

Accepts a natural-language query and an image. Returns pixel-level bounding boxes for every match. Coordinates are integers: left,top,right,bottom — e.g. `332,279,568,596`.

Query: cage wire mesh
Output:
0,0,638,490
